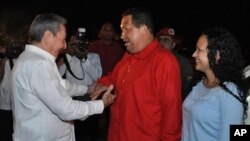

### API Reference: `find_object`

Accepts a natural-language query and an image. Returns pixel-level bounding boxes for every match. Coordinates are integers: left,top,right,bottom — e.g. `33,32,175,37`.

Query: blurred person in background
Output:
58,28,102,87
88,22,125,76
156,27,193,100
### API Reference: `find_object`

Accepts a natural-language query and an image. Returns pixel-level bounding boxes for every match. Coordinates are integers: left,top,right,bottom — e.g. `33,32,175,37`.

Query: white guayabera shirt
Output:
11,45,104,141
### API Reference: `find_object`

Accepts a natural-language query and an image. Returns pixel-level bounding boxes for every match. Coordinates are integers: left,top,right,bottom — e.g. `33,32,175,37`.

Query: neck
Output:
204,70,220,88
204,77,219,88
101,39,113,44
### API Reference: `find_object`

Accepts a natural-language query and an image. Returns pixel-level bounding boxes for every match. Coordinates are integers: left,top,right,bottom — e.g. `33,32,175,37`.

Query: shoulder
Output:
154,47,179,65
153,46,172,57
89,40,101,47
222,82,239,95
209,82,241,104
112,41,122,46
87,53,100,58
189,81,203,93
175,53,190,64
17,52,53,71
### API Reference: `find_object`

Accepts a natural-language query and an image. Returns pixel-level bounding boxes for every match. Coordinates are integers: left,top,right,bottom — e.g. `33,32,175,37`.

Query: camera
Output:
5,43,24,59
67,27,90,59
74,27,90,51
0,43,24,59
0,33,24,59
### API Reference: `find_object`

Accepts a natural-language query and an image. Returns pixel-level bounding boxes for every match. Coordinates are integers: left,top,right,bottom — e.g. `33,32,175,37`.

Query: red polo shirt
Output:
99,40,182,141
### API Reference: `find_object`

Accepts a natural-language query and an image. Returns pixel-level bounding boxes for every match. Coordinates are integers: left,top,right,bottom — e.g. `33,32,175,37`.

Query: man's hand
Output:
90,83,109,100
101,85,116,107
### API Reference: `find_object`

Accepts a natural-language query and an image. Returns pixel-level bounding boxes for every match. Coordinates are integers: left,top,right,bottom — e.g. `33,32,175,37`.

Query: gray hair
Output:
28,13,66,43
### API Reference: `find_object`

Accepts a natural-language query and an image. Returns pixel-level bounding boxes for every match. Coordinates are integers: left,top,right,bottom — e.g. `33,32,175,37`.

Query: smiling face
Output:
45,24,67,57
192,35,211,73
120,15,144,54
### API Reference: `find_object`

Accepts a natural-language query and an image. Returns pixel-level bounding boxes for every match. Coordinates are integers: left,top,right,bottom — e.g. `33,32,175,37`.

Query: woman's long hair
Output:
204,27,248,123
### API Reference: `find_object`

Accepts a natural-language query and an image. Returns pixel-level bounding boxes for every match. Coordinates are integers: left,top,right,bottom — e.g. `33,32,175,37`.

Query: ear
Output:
215,50,221,64
139,25,147,34
43,31,53,44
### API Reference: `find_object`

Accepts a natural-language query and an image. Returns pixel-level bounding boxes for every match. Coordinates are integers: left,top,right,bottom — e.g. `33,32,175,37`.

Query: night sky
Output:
1,0,249,60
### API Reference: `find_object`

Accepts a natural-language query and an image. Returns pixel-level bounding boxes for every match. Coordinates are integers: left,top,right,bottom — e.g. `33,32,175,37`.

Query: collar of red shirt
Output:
126,39,159,60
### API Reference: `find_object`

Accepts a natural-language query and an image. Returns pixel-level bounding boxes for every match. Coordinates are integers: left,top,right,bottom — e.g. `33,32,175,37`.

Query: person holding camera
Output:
58,29,102,86
11,13,115,141
58,29,103,141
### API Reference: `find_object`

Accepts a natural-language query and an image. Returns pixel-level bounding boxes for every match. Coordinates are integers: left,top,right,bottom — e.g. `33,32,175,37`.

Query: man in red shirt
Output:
91,7,182,141
88,22,125,76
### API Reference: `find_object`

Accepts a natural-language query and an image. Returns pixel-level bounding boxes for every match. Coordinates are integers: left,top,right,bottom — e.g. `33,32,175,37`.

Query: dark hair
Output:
100,22,115,32
98,22,115,39
203,27,248,122
122,7,154,35
28,13,67,43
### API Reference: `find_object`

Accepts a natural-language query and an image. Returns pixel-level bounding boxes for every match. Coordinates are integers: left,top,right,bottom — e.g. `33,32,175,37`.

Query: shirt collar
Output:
25,44,56,62
127,39,159,60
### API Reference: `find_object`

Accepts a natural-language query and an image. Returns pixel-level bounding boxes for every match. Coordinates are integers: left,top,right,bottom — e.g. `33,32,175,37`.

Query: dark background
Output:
1,0,249,62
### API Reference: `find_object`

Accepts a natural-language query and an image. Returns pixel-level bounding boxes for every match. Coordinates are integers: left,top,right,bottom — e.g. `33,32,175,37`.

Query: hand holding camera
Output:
67,27,90,60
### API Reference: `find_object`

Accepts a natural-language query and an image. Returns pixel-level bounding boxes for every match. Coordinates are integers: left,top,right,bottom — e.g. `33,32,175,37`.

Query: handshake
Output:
88,83,116,108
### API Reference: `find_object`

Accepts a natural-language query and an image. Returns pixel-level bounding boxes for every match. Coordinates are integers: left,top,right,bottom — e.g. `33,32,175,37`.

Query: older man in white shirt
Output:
11,13,115,141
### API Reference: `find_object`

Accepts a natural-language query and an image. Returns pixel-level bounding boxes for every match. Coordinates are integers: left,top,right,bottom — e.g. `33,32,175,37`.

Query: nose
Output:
63,40,67,49
120,31,125,41
192,50,197,58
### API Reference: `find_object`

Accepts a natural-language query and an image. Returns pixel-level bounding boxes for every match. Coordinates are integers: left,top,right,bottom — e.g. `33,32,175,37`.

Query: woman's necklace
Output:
203,78,220,88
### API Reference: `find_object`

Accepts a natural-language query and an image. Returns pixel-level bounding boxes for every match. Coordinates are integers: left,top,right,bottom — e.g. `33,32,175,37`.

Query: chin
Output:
195,65,201,71
126,48,133,53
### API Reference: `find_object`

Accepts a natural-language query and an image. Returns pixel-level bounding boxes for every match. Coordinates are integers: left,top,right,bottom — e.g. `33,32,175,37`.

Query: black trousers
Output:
0,109,13,141
73,95,108,141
